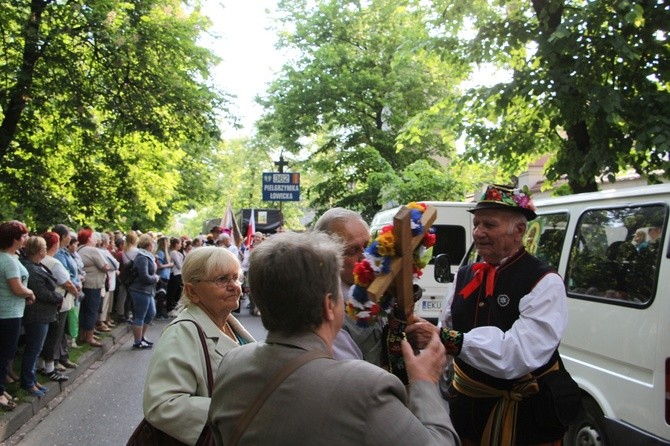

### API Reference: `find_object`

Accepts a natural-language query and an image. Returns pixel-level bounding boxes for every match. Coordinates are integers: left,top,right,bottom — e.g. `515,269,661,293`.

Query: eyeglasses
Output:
343,244,367,257
196,273,245,287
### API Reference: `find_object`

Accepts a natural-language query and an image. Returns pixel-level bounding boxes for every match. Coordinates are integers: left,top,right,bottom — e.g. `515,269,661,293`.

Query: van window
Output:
524,212,569,271
465,213,570,270
431,225,467,266
369,208,398,234
566,204,666,306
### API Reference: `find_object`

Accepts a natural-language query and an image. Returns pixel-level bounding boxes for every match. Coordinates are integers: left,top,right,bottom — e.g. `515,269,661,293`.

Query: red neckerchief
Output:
459,262,497,299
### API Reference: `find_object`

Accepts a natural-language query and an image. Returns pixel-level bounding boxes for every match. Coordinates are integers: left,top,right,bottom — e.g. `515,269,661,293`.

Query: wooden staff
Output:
366,205,437,317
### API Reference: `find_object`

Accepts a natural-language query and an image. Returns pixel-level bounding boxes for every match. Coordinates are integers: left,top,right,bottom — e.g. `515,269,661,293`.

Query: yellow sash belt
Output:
452,361,559,446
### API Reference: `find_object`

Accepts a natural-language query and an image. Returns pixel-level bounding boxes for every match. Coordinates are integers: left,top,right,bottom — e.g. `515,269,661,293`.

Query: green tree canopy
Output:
405,0,670,193
258,0,474,220
0,0,228,231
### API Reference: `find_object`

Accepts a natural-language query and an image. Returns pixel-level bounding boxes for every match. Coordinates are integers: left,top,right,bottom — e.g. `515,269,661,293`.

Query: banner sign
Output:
262,172,300,202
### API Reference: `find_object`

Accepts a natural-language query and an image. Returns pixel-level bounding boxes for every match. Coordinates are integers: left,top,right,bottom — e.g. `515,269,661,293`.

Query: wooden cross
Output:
366,205,437,317
274,155,289,173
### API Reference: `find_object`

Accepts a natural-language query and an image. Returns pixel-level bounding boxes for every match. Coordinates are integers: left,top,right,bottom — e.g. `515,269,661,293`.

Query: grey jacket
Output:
127,249,159,294
208,331,459,446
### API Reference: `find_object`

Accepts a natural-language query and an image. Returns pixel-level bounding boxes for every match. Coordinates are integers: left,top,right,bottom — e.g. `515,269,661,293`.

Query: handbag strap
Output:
171,319,213,395
227,350,331,446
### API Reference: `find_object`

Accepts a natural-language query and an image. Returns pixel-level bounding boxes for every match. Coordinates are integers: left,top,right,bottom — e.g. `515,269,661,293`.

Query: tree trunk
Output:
532,0,598,194
566,121,598,193
0,0,49,159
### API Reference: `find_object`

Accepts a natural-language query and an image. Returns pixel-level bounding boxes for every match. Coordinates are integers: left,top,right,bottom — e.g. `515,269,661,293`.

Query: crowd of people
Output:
3,184,579,446
136,184,577,446
0,221,255,411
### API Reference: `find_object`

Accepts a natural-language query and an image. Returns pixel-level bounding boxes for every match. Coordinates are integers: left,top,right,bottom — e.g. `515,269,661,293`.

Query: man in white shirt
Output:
218,233,239,258
406,184,572,446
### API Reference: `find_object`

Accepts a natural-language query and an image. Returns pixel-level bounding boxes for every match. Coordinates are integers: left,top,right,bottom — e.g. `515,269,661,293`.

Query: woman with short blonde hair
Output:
143,246,254,444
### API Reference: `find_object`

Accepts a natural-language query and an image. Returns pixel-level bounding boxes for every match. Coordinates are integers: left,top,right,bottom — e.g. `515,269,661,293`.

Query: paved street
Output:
3,303,267,446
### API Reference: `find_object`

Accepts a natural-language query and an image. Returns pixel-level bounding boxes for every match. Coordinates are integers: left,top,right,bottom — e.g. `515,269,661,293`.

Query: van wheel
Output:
564,397,608,446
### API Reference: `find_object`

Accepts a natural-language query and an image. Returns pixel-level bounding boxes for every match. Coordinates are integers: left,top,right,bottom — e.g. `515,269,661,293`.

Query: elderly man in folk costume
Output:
407,185,580,446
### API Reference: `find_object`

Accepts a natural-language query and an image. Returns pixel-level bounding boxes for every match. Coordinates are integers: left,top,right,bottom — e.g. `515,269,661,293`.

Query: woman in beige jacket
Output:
142,246,254,445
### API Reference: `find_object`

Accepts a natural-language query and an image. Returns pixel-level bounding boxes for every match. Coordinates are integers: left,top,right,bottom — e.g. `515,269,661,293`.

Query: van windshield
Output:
566,204,665,306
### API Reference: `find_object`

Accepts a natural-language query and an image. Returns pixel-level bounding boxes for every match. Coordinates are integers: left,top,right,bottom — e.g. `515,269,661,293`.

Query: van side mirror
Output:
434,254,454,283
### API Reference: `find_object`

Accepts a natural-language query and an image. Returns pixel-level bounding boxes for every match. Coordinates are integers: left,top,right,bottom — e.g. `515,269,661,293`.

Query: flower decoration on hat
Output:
471,184,537,220
346,202,435,327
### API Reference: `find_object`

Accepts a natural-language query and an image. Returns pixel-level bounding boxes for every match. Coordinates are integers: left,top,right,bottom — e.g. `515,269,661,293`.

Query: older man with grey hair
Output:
219,233,239,259
314,207,386,365
406,184,572,446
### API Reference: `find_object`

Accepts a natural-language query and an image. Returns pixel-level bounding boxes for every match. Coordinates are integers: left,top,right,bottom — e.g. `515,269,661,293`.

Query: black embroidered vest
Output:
453,248,553,331
452,249,557,387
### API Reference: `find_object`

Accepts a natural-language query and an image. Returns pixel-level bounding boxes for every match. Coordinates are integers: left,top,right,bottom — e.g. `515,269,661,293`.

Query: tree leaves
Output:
260,0,474,218
0,0,226,230
426,0,670,193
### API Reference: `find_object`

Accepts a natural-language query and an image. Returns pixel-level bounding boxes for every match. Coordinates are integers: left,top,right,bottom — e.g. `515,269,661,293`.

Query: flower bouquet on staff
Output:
348,202,436,382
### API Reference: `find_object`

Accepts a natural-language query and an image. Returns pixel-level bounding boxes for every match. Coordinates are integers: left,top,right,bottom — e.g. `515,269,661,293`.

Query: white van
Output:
455,184,670,446
369,201,474,322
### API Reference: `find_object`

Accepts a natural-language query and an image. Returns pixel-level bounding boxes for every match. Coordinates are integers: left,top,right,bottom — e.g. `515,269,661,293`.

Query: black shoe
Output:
132,340,152,349
141,337,154,346
46,371,69,382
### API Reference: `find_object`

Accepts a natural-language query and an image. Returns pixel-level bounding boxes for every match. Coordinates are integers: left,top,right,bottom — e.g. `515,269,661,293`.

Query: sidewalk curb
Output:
0,324,132,443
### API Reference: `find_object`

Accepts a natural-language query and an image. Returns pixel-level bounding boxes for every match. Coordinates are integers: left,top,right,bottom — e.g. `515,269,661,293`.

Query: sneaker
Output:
46,371,69,382
141,337,154,346
54,363,67,372
132,340,153,350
